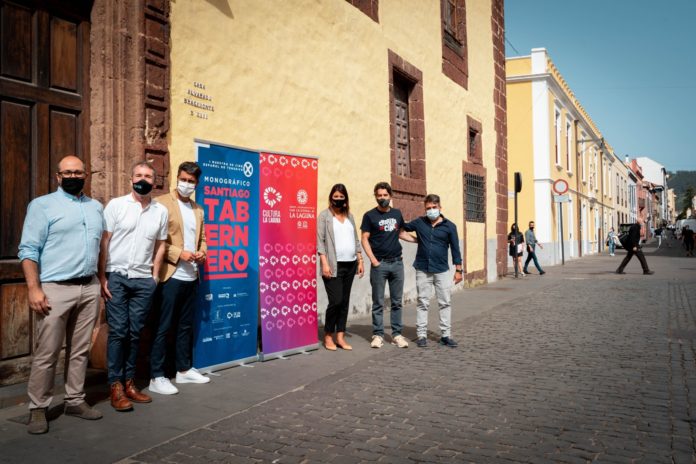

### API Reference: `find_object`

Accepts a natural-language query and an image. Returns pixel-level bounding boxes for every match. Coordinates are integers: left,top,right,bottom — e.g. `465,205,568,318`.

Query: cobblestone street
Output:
121,246,696,464
1,245,695,463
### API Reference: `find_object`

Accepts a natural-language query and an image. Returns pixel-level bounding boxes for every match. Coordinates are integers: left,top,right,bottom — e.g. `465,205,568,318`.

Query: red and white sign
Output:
552,179,569,195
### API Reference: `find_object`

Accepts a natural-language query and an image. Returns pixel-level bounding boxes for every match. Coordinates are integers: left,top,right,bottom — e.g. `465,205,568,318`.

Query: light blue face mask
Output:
426,209,440,221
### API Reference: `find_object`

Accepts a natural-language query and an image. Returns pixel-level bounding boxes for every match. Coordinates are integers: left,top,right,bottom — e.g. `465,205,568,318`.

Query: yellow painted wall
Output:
506,57,531,76
168,0,500,277
505,78,535,228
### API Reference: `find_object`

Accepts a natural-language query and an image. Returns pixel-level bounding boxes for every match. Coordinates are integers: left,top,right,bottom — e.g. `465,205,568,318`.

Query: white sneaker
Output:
175,368,211,384
370,335,384,349
148,377,178,395
391,334,409,348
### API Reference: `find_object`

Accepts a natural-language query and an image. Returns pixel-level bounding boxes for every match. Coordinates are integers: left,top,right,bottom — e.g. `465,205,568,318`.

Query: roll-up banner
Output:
193,142,260,371
258,152,319,360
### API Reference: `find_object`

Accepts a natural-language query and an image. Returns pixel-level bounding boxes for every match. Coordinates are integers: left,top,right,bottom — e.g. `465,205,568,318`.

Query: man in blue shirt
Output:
18,155,104,434
404,194,463,348
523,221,545,275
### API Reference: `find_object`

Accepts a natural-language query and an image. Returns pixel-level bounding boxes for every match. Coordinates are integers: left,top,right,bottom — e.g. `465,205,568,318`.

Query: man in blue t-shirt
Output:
403,194,462,348
361,182,411,349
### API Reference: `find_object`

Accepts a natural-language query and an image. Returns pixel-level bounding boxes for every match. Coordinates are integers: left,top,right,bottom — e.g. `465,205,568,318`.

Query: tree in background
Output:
678,186,695,220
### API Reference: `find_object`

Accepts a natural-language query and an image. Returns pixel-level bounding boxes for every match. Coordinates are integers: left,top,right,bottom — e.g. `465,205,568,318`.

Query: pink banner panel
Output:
258,152,319,356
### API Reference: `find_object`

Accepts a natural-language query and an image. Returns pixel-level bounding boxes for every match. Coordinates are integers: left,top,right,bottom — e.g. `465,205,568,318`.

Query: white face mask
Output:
426,209,440,221
177,181,196,198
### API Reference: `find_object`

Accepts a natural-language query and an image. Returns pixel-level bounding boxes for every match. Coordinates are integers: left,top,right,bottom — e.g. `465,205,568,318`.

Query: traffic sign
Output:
552,179,569,195
553,194,569,203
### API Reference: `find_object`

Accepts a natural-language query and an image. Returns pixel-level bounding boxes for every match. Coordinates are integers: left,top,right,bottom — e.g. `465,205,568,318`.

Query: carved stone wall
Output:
90,0,170,204
491,0,508,277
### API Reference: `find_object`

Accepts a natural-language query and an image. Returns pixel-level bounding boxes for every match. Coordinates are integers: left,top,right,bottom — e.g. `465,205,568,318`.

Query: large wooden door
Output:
0,0,91,385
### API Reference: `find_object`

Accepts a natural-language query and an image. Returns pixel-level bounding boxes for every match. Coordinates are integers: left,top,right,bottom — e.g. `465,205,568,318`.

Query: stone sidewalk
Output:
1,241,695,463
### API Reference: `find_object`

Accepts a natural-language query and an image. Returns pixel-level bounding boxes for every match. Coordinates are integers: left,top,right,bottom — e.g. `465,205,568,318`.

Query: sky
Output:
504,0,695,172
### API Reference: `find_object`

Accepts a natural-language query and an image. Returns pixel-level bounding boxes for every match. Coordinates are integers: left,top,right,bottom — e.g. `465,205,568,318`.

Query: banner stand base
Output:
196,354,259,375
259,343,320,362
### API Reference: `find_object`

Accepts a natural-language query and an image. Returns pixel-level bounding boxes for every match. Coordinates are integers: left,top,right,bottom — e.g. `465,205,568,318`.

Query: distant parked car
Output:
677,219,696,240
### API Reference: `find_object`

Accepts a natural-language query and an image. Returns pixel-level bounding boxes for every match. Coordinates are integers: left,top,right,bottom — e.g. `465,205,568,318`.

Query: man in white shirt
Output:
148,161,210,395
98,161,168,411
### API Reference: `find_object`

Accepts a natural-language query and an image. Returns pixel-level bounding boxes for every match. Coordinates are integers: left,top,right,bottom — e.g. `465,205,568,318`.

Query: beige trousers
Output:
27,278,99,409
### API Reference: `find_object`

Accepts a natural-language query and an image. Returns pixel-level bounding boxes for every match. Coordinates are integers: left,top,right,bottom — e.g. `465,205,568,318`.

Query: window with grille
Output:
440,0,467,88
465,172,485,222
394,75,411,177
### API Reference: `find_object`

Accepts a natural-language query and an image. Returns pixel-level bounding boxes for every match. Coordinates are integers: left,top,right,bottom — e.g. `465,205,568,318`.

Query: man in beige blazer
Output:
148,161,210,395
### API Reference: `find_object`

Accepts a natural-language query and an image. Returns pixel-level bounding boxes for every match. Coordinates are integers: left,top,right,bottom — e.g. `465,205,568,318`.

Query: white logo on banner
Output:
243,162,254,177
297,189,308,205
264,187,282,207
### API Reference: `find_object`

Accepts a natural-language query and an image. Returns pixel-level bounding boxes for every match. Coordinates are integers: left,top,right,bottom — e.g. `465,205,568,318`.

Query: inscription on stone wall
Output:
184,81,214,119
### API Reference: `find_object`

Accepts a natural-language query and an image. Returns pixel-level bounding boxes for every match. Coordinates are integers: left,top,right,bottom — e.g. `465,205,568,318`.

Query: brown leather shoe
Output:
125,379,152,403
110,382,133,412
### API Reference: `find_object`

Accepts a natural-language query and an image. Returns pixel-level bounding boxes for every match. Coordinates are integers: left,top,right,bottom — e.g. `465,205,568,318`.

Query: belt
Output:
54,275,95,285
379,257,402,263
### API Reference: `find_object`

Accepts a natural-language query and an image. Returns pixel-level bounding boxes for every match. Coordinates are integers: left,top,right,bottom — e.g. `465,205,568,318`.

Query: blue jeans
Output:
150,277,198,378
608,239,616,255
106,273,157,384
370,259,404,337
523,246,544,273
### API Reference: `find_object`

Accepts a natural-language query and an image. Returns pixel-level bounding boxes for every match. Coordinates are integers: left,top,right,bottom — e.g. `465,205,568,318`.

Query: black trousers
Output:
616,248,650,273
150,278,198,378
322,260,358,333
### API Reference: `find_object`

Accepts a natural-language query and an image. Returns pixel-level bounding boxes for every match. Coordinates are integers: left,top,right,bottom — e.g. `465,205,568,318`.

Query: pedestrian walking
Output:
606,227,618,256
683,225,694,257
18,155,104,434
523,221,545,274
148,161,210,396
317,184,364,351
403,194,463,348
616,217,654,275
99,161,169,411
508,224,525,277
655,226,663,249
360,182,410,349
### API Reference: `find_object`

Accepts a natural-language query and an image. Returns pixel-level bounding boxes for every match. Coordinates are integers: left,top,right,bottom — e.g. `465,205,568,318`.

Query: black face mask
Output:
61,177,85,196
331,199,346,209
133,179,154,195
377,198,390,208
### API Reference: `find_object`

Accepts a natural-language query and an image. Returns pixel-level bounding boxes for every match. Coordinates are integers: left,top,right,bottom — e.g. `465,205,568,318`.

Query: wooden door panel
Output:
0,0,91,386
0,99,32,258
49,108,78,190
0,283,30,358
0,2,33,82
50,17,78,91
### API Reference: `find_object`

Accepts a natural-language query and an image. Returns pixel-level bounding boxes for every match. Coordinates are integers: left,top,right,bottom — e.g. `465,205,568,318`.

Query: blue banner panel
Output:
193,144,259,369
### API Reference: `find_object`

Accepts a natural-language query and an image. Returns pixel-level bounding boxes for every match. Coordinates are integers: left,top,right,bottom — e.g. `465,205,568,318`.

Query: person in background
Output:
403,194,462,348
616,217,654,275
523,221,545,274
317,184,364,351
148,161,210,396
606,227,618,257
508,223,525,277
99,161,168,411
655,226,663,249
683,225,694,257
19,155,104,434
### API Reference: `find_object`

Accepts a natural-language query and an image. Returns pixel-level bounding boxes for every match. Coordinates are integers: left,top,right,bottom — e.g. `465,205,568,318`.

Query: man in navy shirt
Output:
403,194,463,348
361,182,410,349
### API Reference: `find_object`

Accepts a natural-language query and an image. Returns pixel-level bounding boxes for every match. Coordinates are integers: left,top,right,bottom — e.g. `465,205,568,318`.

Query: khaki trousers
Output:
27,278,99,409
